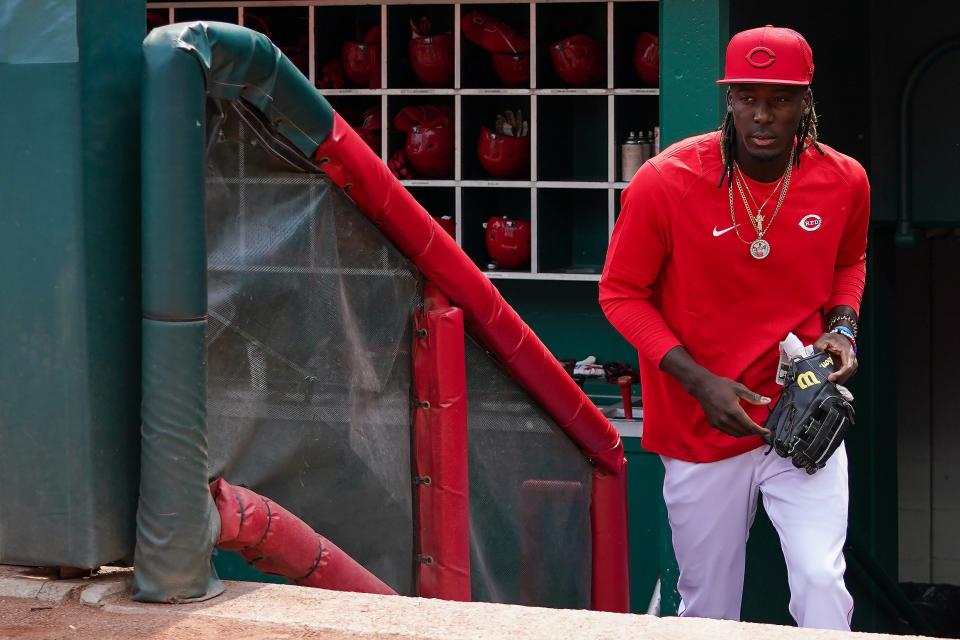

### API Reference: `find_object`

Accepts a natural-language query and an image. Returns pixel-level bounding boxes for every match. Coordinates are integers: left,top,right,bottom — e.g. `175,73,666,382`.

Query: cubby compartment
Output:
174,7,238,25
146,0,664,283
461,187,532,272
460,4,531,89
387,4,456,89
536,3,607,89
387,95,456,180
462,95,531,181
242,6,310,76
614,95,658,182
538,96,607,182
538,189,608,274
613,2,659,89
315,5,381,89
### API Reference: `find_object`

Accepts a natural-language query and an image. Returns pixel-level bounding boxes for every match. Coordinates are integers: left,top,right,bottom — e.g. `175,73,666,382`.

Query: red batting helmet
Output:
394,106,454,178
485,217,531,270
341,26,381,88
461,11,529,54
409,33,454,86
550,35,605,87
477,127,529,179
342,42,379,87
717,25,814,86
633,32,659,87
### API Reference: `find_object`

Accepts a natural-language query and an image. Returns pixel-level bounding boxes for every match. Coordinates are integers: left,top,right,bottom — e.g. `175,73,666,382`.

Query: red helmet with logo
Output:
409,17,452,87
550,35,605,87
409,33,454,86
394,106,454,178
461,11,529,87
485,217,531,269
404,125,454,177
342,26,381,88
716,25,814,86
477,127,529,178
491,52,530,86
633,32,659,87
342,42,379,87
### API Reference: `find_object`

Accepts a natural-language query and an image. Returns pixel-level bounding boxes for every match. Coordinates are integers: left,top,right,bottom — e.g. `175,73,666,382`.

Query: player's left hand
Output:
813,332,858,384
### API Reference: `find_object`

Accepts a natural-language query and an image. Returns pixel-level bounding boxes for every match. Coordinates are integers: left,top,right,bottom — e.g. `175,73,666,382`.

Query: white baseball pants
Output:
661,444,853,630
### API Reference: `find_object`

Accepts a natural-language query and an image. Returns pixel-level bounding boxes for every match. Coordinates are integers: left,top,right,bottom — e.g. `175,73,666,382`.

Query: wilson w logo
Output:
797,371,821,390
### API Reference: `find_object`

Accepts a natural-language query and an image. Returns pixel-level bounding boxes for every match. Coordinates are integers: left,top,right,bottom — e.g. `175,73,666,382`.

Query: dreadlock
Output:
716,92,825,188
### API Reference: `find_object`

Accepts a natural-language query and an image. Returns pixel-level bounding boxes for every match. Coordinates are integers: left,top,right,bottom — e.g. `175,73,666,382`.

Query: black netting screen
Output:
203,102,418,594
465,338,592,609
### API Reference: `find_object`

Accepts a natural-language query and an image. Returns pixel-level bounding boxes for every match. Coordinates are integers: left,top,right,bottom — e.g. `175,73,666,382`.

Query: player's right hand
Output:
690,374,771,438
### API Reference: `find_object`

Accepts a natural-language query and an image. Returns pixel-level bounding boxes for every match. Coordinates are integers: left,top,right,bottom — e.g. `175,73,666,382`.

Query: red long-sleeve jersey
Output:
600,131,869,462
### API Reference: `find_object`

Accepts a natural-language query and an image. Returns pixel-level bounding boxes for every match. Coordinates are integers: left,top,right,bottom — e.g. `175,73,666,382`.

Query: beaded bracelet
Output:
831,326,857,353
827,313,859,338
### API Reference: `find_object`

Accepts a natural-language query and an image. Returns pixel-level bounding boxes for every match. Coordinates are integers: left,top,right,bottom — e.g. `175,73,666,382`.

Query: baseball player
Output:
599,26,868,630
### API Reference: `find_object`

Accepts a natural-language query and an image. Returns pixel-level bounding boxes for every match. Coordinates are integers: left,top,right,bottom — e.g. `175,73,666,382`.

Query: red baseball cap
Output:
717,25,814,86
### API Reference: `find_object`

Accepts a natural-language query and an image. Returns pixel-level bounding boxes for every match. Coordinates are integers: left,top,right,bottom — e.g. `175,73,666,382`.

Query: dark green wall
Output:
869,0,960,226
498,281,632,363
0,0,142,568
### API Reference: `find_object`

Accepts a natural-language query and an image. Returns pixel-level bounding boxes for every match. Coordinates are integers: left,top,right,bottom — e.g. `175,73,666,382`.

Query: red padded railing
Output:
211,478,396,595
412,287,471,600
314,113,629,612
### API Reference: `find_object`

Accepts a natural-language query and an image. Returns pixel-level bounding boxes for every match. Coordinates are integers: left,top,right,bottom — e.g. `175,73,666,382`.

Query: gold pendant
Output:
750,239,770,260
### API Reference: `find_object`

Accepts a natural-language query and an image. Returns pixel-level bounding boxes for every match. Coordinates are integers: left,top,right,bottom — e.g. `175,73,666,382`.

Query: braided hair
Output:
717,91,825,188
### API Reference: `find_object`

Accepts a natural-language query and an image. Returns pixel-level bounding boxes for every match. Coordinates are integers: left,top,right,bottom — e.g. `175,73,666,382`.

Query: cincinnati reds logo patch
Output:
746,46,776,68
799,214,822,231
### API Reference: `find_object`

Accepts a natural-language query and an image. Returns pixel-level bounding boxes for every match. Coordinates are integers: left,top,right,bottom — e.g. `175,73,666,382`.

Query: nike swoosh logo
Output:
712,224,738,237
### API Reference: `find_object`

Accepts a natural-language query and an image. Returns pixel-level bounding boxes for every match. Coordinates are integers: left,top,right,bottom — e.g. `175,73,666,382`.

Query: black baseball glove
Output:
764,351,855,475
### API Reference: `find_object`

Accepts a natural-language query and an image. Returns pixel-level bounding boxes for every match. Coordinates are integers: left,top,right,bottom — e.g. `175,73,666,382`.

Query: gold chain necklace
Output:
735,167,784,231
727,147,794,260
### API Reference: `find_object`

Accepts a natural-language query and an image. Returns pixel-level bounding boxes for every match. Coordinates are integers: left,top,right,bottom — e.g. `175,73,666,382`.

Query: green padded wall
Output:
0,0,142,568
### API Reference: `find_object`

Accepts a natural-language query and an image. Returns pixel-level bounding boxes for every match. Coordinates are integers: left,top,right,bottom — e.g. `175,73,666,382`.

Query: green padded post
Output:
137,21,334,602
